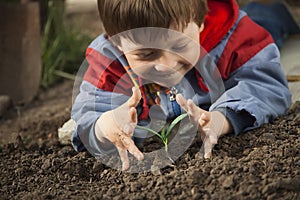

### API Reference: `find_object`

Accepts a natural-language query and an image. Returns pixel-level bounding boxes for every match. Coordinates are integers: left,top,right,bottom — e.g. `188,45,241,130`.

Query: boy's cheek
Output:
131,66,149,77
183,48,201,65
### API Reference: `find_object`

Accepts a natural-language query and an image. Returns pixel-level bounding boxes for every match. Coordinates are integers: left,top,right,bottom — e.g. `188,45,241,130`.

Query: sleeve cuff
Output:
89,123,116,156
214,107,255,135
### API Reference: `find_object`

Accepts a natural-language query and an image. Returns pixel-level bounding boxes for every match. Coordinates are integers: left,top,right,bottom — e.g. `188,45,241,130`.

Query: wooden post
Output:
0,2,42,104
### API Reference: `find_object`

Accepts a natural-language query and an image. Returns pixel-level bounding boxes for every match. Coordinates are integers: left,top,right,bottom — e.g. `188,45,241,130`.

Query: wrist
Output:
211,111,233,135
214,107,255,135
95,115,114,150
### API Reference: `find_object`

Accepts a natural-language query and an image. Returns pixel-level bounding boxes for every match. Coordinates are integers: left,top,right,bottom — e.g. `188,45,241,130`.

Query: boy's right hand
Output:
95,87,144,171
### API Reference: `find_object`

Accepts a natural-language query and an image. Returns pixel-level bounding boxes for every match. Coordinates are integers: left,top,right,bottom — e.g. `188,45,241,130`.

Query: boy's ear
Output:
104,33,110,39
106,35,124,51
116,45,123,52
114,42,124,53
199,23,204,33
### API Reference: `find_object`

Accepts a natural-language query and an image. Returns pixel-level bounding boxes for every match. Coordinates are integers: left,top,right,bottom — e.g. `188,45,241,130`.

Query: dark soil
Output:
0,80,300,200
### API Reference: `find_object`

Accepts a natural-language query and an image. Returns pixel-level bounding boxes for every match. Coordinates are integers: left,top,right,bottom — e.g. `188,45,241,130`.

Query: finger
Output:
122,123,136,136
209,132,218,145
128,87,142,107
122,107,138,136
203,139,213,159
199,145,205,158
199,128,215,159
204,149,212,159
203,127,218,144
176,93,188,112
116,146,130,171
129,107,137,124
187,99,203,118
200,130,206,141
199,137,213,159
120,136,144,161
199,113,210,127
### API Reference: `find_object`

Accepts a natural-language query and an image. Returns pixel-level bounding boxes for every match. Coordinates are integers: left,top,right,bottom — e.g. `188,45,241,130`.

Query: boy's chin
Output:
154,78,181,88
139,71,185,88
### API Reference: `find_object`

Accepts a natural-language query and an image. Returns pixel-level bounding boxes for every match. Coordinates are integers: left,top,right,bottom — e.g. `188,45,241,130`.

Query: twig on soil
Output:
287,75,300,82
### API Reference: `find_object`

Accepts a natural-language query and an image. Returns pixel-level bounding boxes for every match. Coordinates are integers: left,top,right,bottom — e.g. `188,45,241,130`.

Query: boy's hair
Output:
98,0,208,36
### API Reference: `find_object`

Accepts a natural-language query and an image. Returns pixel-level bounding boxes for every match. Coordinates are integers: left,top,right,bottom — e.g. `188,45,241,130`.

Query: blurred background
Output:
0,0,101,109
0,0,299,112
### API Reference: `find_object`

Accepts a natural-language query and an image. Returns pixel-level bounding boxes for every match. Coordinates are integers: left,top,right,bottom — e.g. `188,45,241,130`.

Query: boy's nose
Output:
154,63,173,72
154,52,179,72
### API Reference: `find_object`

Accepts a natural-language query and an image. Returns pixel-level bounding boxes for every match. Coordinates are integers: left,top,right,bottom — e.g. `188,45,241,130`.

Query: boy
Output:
71,0,291,171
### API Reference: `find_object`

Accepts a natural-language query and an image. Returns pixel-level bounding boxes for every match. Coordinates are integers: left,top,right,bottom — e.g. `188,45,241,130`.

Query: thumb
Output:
127,87,142,107
122,107,138,136
199,113,210,127
129,107,137,124
176,93,188,112
187,99,201,117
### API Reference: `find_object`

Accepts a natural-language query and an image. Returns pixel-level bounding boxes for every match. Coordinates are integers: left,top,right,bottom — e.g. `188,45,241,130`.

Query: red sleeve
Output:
216,16,274,79
83,47,133,95
84,47,150,120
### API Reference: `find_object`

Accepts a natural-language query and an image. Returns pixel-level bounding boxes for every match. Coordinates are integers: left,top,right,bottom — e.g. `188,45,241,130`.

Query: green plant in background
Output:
41,0,91,87
136,113,188,152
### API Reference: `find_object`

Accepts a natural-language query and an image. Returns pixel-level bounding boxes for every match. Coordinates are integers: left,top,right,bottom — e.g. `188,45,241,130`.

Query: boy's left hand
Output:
176,94,232,158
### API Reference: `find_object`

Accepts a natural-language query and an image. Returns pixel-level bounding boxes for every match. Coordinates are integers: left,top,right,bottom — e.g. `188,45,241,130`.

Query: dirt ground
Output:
1,1,300,199
0,80,300,199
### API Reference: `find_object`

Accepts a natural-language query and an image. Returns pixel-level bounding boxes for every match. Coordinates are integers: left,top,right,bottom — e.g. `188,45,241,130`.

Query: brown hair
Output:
97,0,208,36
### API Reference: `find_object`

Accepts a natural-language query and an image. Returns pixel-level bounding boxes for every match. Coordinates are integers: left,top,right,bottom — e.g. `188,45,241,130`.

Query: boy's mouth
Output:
147,64,192,87
152,63,190,75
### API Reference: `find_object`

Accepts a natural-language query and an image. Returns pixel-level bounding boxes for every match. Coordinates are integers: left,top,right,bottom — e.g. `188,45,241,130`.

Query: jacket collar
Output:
200,0,239,52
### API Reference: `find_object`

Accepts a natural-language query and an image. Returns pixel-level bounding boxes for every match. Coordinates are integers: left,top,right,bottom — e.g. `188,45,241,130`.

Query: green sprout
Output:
136,113,188,152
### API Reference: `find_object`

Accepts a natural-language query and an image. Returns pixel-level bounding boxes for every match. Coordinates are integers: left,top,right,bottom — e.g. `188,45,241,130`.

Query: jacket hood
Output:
200,0,239,52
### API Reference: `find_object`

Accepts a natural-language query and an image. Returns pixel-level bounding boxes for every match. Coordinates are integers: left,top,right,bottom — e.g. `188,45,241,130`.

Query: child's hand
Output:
176,94,232,158
95,87,144,170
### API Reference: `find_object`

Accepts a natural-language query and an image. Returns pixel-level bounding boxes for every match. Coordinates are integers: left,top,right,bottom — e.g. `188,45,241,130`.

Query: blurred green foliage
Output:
41,0,91,87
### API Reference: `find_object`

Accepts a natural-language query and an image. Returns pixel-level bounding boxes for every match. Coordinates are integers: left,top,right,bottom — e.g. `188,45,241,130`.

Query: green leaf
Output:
166,113,188,137
135,125,163,140
161,127,165,140
136,113,188,153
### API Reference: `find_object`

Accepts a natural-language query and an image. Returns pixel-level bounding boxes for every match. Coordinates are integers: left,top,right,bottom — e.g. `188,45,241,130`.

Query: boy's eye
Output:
137,51,153,58
171,43,188,52
135,50,158,59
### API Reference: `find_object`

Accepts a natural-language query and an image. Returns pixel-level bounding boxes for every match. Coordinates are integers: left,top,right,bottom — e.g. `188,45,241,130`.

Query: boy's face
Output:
117,22,204,88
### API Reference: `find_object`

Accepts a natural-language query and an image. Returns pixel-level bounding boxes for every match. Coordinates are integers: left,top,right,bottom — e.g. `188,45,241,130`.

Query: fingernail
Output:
132,87,136,92
122,163,129,171
204,152,212,159
137,153,144,160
